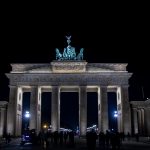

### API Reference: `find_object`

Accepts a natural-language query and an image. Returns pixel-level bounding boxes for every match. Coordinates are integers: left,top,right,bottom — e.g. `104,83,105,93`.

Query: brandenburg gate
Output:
6,36,132,136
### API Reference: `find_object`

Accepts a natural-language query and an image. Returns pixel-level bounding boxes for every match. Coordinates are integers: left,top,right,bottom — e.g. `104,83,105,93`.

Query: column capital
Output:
30,85,38,89
99,86,108,93
52,86,60,92
9,85,17,88
79,85,87,87
121,85,129,88
52,85,59,88
0,107,6,111
79,86,87,90
100,85,107,88
133,107,138,110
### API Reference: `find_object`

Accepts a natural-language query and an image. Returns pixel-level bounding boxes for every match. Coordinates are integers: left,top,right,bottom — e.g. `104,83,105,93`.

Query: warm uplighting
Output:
43,124,48,129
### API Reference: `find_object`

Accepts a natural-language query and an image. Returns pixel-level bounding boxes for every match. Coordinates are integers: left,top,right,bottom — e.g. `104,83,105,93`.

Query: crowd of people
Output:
37,130,75,148
86,129,124,150
3,133,11,144
36,129,137,149
2,129,140,149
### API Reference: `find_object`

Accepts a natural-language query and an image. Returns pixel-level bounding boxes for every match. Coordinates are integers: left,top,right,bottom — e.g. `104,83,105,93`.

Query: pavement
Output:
0,137,21,146
0,136,150,150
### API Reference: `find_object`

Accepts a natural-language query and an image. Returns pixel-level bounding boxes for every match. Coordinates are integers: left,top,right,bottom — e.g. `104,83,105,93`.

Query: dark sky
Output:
0,4,150,101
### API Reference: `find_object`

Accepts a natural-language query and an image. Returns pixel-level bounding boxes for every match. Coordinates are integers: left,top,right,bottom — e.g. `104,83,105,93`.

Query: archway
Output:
60,92,79,131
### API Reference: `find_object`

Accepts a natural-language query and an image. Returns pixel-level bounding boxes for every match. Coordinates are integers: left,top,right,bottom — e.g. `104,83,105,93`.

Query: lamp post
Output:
24,111,30,129
113,111,118,132
114,111,118,118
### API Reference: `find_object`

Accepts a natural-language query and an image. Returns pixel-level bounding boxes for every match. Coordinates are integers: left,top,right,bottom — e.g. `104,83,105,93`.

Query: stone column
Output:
79,86,87,136
120,86,131,134
145,107,150,136
97,87,101,132
117,87,122,132
141,109,145,135
37,87,41,134
29,86,39,132
15,87,23,136
99,86,108,133
0,108,5,136
133,108,138,134
51,86,60,132
7,86,17,135
137,109,142,135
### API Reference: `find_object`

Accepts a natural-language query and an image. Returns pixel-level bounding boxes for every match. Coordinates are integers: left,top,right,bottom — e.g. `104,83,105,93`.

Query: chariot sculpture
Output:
55,36,84,61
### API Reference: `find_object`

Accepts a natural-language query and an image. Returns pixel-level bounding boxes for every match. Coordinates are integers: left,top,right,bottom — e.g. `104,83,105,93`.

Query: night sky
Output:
0,4,149,129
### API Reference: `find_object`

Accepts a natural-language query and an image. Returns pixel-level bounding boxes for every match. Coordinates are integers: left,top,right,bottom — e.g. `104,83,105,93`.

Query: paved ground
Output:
0,136,150,150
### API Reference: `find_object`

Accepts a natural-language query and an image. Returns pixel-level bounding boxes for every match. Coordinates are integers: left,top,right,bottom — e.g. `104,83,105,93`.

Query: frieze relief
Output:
51,61,87,73
130,100,150,108
9,74,129,86
53,65,84,70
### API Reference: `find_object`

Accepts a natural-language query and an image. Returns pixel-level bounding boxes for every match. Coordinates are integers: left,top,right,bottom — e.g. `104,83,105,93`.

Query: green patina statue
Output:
55,36,84,61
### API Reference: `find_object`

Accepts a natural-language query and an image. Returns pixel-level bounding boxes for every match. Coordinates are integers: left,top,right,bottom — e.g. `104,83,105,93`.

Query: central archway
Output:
87,92,98,128
60,92,79,131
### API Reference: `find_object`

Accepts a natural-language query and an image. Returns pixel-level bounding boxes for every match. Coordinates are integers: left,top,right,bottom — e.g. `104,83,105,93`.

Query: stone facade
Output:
130,99,150,136
6,61,132,136
0,101,8,137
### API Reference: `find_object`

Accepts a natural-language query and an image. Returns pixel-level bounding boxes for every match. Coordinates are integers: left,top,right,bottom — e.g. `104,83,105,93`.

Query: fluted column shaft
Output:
51,86,60,132
7,86,17,135
145,107,150,136
120,86,131,134
133,108,138,134
79,86,87,136
99,86,108,132
0,108,5,136
29,86,41,133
